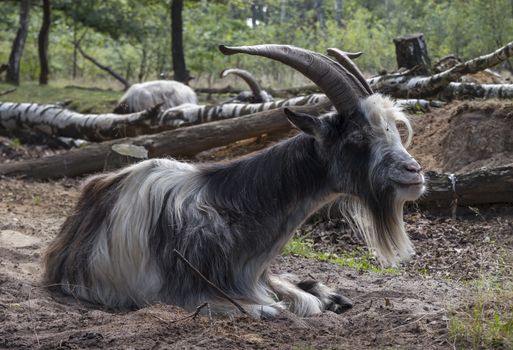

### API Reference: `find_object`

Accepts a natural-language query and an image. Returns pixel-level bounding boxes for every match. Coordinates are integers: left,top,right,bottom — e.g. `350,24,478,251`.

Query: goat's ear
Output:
283,108,322,138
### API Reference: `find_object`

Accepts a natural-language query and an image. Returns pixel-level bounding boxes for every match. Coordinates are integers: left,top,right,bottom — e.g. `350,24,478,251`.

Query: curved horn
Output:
220,68,263,96
327,48,373,95
219,44,365,115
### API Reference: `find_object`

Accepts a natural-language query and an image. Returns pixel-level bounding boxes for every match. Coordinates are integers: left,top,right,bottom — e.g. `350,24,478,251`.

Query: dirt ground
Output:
1,101,513,349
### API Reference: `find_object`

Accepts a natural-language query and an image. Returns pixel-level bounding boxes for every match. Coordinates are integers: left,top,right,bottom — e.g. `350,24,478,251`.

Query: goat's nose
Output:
403,160,422,173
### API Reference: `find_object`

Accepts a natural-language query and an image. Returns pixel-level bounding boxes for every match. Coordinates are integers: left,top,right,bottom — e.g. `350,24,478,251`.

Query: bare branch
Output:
74,42,130,90
173,249,248,315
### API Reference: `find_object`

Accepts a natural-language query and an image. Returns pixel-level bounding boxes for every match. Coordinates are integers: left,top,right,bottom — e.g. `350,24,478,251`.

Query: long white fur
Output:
118,80,198,112
84,160,197,307
336,94,416,266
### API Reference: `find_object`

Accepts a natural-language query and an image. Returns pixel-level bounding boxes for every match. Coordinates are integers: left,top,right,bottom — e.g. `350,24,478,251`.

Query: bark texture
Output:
0,102,162,142
420,166,513,206
0,94,327,141
438,82,513,100
170,0,188,83
393,33,431,75
0,101,331,179
368,41,513,99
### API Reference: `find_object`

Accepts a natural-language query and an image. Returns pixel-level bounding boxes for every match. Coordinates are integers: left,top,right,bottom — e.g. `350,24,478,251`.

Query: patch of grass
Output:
9,137,22,147
449,279,513,349
0,81,120,114
32,195,41,206
282,237,397,274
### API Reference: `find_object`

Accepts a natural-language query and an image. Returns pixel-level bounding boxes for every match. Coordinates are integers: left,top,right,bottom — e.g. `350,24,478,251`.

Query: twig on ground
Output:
171,302,209,324
173,249,248,315
151,302,209,324
384,313,429,333
26,287,41,347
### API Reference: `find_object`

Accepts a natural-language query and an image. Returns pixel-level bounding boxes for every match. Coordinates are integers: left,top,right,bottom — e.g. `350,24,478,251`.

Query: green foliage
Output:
282,237,398,274
0,0,512,87
449,279,513,349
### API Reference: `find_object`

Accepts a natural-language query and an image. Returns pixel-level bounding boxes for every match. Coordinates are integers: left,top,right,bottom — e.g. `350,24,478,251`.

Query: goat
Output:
113,80,198,114
220,68,273,103
44,44,425,319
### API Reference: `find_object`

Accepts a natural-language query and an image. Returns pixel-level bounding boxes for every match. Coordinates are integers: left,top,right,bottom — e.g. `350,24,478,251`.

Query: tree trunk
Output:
280,0,287,22
334,0,343,27
38,0,51,85
393,33,431,75
170,0,188,83
0,101,331,179
251,1,258,27
314,0,326,31
138,46,147,83
72,20,78,79
6,0,31,85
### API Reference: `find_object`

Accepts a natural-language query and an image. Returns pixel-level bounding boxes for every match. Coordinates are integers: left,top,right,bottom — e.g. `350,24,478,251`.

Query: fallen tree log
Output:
0,94,327,142
438,82,513,100
161,94,327,126
0,100,331,179
195,84,323,99
0,102,163,142
420,166,513,206
395,99,445,112
368,41,513,99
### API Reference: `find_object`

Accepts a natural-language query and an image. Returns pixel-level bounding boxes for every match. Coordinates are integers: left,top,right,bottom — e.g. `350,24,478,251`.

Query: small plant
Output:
10,138,22,147
449,279,513,349
282,237,397,274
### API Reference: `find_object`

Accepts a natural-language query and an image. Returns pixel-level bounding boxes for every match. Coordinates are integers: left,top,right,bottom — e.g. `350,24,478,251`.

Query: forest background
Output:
1,0,512,90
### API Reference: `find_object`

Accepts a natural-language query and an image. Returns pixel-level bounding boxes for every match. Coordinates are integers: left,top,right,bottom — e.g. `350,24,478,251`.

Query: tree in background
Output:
38,0,51,85
1,0,511,87
170,0,189,83
6,0,31,85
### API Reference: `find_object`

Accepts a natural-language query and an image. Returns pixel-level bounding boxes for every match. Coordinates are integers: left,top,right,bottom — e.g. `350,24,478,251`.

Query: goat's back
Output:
117,80,198,113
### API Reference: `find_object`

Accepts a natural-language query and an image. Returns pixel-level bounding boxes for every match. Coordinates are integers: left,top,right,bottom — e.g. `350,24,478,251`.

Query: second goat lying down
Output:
113,80,198,114
44,44,425,319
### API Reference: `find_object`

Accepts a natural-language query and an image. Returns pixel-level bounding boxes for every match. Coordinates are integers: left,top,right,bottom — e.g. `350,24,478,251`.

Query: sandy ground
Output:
1,101,513,349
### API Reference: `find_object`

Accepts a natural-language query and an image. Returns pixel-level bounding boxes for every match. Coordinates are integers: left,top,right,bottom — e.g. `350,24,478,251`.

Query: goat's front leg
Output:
268,274,353,316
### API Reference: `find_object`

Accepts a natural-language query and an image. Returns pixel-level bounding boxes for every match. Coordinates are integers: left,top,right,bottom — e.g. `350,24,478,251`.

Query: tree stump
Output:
393,33,431,75
104,144,148,171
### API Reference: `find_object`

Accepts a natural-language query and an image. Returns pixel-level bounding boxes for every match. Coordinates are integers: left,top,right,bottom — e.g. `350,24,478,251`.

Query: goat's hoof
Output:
326,293,353,314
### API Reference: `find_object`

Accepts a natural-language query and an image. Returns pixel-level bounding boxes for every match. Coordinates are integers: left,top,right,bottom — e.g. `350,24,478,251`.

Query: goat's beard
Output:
336,189,414,267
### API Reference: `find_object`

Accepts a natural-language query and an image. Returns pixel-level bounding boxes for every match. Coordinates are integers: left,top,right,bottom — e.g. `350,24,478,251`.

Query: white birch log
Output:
0,94,327,142
438,82,513,100
368,41,513,98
